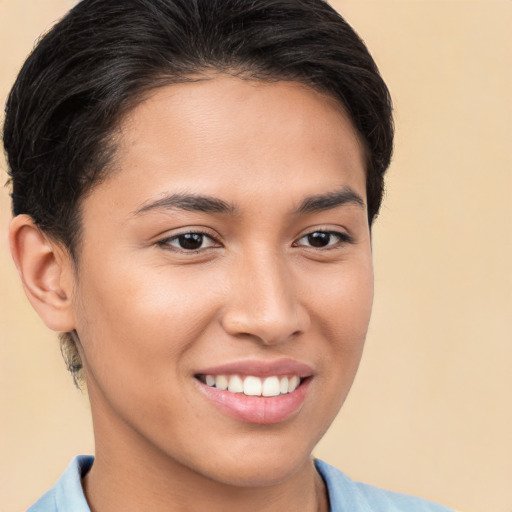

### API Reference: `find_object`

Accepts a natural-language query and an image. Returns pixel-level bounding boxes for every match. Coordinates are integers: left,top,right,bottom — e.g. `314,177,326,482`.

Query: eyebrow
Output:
133,193,237,216
132,186,365,217
295,187,365,214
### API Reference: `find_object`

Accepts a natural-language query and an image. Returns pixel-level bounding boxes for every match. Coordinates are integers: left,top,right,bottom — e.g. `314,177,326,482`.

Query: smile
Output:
194,360,313,424
197,374,302,397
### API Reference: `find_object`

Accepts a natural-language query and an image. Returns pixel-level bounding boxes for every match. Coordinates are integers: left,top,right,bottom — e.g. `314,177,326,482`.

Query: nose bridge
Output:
221,246,307,344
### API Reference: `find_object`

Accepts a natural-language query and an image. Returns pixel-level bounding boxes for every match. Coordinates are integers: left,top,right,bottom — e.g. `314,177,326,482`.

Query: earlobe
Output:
9,214,76,332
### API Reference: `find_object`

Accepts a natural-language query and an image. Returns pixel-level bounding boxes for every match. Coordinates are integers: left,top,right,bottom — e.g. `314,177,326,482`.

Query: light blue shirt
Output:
27,456,455,511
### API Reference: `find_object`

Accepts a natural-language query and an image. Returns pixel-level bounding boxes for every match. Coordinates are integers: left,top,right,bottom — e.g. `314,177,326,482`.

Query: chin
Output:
184,432,318,488
207,455,311,488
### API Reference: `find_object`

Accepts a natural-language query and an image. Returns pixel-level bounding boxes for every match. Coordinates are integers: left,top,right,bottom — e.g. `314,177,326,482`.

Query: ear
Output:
9,214,76,332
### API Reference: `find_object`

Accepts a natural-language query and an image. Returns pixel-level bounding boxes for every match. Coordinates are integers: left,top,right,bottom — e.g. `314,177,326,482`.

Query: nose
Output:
220,250,310,345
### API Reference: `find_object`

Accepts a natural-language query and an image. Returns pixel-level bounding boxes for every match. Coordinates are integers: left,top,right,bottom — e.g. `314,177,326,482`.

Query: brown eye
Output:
295,230,351,249
306,232,332,247
161,232,217,251
177,233,204,250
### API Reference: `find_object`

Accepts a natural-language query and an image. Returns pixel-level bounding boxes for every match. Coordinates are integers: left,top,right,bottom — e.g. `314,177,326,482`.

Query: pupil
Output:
179,233,203,250
308,232,330,247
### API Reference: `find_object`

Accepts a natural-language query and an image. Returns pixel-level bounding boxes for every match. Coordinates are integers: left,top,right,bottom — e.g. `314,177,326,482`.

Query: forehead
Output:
88,76,367,219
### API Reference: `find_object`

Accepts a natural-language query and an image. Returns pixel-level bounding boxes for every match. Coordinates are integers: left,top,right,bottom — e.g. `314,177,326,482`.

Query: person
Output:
3,0,455,510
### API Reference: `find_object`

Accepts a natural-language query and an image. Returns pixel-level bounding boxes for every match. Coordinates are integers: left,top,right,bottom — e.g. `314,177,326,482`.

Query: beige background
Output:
1,1,510,511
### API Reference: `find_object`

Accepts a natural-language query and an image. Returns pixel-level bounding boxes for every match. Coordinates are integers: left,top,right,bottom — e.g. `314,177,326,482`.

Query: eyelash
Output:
157,229,353,253
156,231,219,253
293,230,353,249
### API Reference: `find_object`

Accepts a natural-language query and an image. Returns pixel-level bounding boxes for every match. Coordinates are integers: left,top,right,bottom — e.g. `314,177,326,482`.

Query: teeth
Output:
228,375,244,393
243,376,262,396
288,375,300,393
262,376,280,397
280,376,289,394
215,375,228,390
203,374,303,396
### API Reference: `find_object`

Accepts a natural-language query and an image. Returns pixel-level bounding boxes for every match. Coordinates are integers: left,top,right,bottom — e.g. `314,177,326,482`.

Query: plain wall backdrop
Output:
1,1,510,511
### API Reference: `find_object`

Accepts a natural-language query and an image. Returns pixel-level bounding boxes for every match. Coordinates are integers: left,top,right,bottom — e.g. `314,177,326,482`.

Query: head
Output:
4,0,393,489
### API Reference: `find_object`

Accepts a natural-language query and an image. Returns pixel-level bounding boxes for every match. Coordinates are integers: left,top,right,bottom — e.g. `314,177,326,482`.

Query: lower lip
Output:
196,378,311,425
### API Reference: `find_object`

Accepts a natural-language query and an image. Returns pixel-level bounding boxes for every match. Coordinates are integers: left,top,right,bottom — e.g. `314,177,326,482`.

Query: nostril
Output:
220,313,308,346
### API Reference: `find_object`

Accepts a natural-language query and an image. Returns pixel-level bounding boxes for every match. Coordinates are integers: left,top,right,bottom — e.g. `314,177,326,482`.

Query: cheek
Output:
303,255,373,394
71,262,230,444
307,255,373,339
72,259,226,381
334,267,373,346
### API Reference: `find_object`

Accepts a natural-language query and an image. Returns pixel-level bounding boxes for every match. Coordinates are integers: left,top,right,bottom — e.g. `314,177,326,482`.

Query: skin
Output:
10,76,373,512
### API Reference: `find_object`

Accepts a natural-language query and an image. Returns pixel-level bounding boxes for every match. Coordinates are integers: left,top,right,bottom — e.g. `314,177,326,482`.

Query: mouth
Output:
193,359,313,424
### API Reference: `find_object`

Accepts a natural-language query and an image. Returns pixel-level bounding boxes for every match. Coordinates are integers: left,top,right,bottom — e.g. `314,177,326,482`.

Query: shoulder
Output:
315,459,456,512
27,455,93,512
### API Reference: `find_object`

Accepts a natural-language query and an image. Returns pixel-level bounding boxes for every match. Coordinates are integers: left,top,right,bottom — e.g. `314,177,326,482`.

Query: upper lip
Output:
195,358,314,378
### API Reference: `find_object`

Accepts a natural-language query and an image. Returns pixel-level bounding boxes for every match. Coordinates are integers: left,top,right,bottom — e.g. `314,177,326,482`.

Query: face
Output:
71,76,373,487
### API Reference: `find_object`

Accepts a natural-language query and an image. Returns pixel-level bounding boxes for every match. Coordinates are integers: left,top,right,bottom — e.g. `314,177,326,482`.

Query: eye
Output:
159,232,218,252
294,230,351,249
